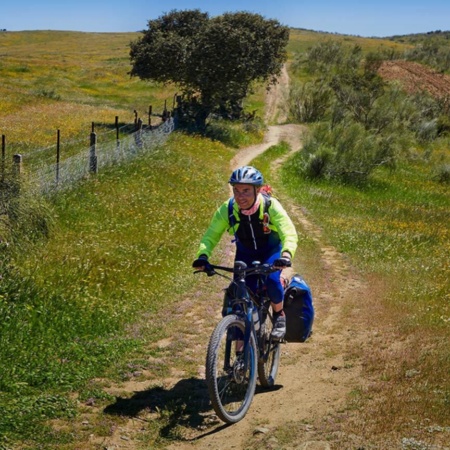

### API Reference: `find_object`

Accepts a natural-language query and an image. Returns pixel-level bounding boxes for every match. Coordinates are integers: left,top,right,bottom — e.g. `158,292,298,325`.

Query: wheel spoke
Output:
206,315,257,423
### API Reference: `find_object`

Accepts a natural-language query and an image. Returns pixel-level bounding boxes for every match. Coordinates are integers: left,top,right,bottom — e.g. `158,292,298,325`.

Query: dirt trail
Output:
163,69,367,450
98,67,368,450
163,150,368,450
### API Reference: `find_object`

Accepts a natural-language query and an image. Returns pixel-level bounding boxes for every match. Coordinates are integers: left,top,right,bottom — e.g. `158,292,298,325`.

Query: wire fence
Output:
6,118,175,195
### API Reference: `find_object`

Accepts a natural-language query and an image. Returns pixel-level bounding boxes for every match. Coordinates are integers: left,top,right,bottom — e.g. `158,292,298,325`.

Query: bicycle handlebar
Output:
194,261,280,278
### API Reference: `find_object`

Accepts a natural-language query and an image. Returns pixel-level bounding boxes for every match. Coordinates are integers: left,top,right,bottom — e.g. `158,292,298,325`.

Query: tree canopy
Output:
129,10,289,128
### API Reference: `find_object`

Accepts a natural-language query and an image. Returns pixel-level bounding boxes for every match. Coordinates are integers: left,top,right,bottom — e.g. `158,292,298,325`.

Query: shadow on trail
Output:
104,377,211,434
103,376,283,440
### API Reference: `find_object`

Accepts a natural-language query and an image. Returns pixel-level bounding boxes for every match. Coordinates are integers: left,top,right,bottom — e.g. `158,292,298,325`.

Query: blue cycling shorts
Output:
234,245,284,305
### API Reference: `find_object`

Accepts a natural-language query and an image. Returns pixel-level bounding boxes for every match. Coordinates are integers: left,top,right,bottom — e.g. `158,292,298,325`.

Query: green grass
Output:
280,151,449,432
251,141,292,184
287,28,411,59
285,154,449,327
205,117,266,147
0,31,171,155
0,132,234,445
243,137,449,448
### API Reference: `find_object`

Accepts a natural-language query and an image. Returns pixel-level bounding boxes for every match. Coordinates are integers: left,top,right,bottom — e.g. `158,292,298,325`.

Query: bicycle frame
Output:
199,260,283,423
231,262,257,373
202,261,277,372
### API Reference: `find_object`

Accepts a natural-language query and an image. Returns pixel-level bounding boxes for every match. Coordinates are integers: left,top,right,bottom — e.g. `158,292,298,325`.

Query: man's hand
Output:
192,255,209,270
273,255,292,269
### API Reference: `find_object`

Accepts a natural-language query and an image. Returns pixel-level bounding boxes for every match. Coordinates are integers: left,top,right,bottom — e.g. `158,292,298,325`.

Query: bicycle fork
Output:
223,322,255,382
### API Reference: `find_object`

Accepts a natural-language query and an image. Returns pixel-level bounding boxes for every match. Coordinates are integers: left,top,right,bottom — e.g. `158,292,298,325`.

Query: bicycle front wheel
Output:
205,314,257,424
257,313,281,388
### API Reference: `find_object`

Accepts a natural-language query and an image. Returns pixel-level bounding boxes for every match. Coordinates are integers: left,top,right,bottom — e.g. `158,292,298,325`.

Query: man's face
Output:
232,184,259,210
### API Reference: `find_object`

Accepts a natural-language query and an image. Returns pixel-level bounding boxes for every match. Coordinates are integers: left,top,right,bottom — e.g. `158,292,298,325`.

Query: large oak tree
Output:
129,10,289,129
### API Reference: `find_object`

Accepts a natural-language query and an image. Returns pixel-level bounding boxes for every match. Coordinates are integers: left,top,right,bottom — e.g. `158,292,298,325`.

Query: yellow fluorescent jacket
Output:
196,193,298,259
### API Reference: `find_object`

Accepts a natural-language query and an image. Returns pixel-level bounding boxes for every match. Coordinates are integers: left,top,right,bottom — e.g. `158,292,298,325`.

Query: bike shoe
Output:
271,314,286,340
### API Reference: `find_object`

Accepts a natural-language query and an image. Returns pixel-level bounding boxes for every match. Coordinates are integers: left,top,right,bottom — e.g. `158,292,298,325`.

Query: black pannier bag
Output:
283,274,314,342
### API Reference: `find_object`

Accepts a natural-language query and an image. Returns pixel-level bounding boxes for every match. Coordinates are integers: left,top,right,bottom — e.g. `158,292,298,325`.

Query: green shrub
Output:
405,38,450,72
417,119,439,142
34,88,61,100
296,121,396,182
433,163,450,183
303,40,362,75
288,80,332,123
204,117,265,147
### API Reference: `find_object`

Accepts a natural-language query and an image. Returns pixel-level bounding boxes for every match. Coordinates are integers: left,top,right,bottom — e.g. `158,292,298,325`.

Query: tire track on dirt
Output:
378,60,450,98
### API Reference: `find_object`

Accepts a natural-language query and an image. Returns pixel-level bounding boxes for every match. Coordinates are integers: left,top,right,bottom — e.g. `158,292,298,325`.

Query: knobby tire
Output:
257,313,281,388
205,314,257,424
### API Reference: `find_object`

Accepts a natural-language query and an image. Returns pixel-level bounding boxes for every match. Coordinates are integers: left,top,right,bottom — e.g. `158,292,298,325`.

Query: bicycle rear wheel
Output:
257,312,281,388
205,314,257,424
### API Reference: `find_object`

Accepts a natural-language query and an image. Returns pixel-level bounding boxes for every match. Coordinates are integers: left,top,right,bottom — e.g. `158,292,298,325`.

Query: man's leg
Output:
265,253,286,340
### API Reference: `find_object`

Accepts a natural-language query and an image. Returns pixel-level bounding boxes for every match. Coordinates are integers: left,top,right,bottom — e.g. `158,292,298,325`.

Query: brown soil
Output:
378,60,450,98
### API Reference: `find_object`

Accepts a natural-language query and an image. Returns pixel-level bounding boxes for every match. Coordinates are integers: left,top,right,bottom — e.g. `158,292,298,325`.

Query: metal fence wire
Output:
26,119,174,195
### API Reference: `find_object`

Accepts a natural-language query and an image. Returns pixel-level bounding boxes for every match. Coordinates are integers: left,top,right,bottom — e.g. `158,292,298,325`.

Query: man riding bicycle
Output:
192,166,298,340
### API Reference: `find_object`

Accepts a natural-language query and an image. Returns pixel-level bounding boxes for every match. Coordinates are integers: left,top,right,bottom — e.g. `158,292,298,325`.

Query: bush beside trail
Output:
288,41,450,183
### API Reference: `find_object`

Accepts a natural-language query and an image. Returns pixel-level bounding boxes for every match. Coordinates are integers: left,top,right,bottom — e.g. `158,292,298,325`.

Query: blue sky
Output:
2,0,449,37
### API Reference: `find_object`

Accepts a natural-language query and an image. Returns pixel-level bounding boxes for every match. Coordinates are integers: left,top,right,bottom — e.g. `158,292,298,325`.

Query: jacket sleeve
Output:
270,198,298,258
195,200,230,259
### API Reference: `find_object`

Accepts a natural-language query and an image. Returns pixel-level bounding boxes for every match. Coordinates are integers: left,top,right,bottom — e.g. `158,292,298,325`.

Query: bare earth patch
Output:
378,60,450,98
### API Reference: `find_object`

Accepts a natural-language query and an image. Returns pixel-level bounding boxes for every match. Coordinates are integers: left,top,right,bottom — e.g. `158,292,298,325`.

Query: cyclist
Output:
192,166,298,340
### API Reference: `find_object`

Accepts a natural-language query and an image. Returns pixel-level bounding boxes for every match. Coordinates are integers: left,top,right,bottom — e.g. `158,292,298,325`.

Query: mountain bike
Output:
195,260,282,424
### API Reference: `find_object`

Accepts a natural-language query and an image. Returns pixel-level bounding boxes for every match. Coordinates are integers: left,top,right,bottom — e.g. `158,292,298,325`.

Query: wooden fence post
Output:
148,105,152,127
135,118,143,148
89,123,98,173
173,93,178,110
115,116,119,142
13,154,22,175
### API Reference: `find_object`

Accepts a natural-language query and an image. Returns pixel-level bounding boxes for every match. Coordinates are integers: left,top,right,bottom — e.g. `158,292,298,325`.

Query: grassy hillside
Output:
0,131,237,446
389,29,450,44
0,31,170,155
0,29,449,448
0,30,263,447
274,28,450,449
287,27,411,57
